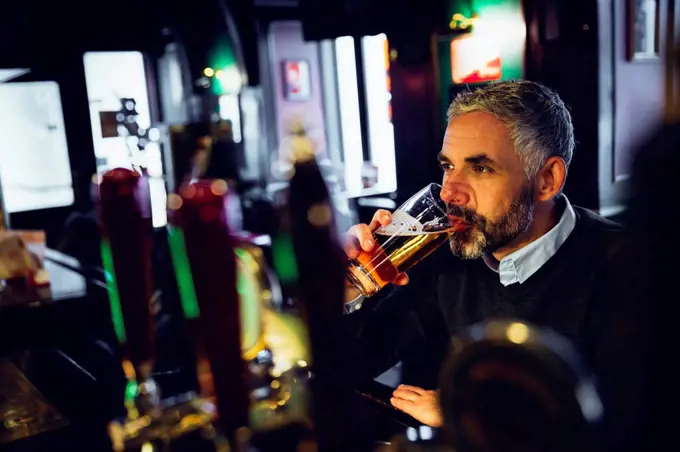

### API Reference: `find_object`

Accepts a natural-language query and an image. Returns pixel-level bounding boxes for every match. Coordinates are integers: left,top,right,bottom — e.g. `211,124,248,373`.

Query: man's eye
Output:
439,162,453,172
472,164,492,174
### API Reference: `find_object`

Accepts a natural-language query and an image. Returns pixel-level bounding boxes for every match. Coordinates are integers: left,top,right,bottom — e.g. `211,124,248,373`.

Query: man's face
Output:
438,112,535,259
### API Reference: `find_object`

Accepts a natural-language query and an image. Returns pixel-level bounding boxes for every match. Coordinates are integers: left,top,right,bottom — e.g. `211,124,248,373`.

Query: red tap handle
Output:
171,179,249,435
97,168,154,374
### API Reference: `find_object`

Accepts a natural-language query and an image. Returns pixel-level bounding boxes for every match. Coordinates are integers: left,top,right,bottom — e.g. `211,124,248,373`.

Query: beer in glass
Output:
347,183,463,297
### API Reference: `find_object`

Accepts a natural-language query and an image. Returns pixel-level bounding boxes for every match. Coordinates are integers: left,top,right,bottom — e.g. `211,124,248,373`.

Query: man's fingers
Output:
344,210,391,258
368,209,392,231
393,387,421,401
344,223,375,256
393,273,409,286
390,397,413,411
343,235,361,259
354,224,376,251
397,384,426,395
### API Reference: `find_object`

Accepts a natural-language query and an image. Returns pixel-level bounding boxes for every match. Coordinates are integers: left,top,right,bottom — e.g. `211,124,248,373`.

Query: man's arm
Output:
341,209,445,386
342,264,441,385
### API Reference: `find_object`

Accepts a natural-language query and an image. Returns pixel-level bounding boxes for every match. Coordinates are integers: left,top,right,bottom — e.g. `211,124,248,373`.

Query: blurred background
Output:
1,0,665,245
0,0,671,450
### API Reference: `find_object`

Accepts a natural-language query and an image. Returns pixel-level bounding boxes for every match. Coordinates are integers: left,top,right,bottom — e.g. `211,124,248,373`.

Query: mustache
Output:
446,204,486,227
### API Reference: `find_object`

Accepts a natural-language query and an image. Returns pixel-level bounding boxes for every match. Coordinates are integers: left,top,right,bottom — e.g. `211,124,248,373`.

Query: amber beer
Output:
347,183,459,297
348,226,454,297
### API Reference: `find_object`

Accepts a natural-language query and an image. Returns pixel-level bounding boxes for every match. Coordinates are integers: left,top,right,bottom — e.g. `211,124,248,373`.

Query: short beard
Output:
448,185,535,259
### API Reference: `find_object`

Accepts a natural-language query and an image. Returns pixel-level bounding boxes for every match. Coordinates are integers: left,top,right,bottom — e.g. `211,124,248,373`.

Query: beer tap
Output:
98,168,221,452
287,155,352,451
167,179,250,447
165,117,349,451
169,178,318,451
96,169,159,440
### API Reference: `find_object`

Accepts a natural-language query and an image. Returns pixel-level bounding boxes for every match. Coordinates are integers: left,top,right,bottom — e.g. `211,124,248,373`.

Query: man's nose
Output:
440,183,471,206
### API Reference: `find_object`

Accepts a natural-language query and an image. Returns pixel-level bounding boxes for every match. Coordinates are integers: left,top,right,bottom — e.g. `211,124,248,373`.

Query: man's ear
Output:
535,156,567,201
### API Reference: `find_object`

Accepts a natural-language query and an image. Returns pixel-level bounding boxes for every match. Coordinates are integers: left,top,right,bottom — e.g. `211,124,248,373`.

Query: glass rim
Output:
397,183,451,218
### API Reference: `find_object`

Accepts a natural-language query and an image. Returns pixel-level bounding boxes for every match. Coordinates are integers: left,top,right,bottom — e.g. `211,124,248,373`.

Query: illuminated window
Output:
0,81,75,213
322,34,397,197
83,51,167,227
361,33,396,194
219,95,242,143
333,36,364,195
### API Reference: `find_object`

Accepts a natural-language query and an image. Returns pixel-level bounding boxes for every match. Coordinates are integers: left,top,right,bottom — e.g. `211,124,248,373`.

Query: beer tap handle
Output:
96,168,157,414
170,179,250,439
288,159,351,450
288,160,346,375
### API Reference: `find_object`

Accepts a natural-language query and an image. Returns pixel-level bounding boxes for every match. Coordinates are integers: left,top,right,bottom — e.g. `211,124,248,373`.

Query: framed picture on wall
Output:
282,60,311,101
628,0,660,61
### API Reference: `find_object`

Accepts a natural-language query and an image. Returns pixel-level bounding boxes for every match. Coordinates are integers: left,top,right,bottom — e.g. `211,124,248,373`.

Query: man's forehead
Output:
444,112,509,141
441,112,516,160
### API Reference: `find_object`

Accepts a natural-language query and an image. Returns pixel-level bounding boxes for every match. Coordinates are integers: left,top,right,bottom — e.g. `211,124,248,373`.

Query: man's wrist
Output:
343,294,365,315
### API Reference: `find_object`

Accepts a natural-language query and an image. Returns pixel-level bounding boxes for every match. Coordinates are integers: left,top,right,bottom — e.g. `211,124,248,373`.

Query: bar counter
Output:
0,249,421,451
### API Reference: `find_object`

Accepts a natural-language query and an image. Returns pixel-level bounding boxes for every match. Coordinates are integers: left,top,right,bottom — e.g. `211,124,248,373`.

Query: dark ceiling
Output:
0,0,259,85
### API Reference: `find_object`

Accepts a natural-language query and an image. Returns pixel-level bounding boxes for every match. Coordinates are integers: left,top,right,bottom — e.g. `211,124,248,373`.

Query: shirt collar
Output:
482,195,577,286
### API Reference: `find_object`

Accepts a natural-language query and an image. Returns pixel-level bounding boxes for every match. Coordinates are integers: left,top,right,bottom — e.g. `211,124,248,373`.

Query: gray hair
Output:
446,80,575,180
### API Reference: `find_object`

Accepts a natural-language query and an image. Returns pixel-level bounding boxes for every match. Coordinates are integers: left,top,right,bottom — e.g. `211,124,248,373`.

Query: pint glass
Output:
346,183,461,297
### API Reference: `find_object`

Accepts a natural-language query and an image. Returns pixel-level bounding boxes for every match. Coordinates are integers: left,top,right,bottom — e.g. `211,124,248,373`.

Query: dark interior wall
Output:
524,0,601,210
388,35,444,204
610,0,668,201
526,0,673,211
267,21,327,153
597,0,669,210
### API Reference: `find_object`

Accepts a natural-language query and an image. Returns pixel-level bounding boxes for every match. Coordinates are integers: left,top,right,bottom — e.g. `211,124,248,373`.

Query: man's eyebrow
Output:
465,154,498,167
438,153,500,167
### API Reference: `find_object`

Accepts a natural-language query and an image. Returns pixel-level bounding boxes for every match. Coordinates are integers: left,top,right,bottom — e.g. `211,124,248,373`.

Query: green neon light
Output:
208,37,240,95
168,228,263,354
124,380,138,405
167,226,201,320
101,240,126,344
271,234,299,283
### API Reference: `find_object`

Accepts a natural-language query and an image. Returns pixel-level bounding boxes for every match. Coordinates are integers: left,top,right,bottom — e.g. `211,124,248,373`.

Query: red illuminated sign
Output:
451,35,502,84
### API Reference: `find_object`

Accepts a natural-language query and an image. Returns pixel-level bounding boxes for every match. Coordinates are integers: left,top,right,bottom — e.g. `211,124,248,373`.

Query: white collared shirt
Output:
482,195,577,286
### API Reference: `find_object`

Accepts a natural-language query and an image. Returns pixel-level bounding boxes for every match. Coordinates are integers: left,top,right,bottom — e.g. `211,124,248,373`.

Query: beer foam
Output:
376,229,445,236
377,210,424,235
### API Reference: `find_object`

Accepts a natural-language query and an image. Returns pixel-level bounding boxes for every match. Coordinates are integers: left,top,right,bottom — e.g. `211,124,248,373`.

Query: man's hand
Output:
390,385,442,427
344,209,410,297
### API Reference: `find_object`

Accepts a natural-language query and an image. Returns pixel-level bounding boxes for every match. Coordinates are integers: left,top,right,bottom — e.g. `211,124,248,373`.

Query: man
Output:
342,80,634,433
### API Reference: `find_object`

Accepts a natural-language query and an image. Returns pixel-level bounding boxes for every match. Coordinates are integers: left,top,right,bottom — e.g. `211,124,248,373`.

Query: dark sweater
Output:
345,206,646,446
345,206,629,381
